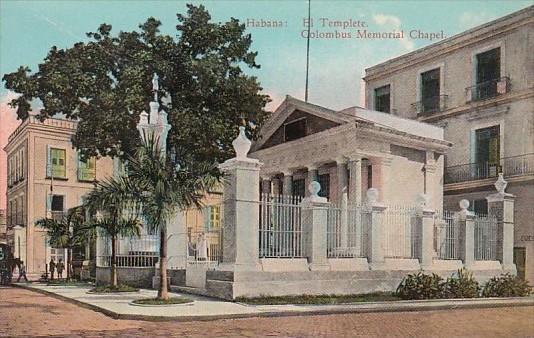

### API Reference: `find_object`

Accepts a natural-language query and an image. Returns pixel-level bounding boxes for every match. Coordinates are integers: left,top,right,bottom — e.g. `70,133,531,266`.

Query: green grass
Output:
89,284,139,293
132,297,193,305
235,292,401,305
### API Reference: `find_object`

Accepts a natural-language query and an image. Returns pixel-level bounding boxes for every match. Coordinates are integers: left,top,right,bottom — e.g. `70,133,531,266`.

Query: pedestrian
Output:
56,259,64,279
49,258,56,280
17,261,28,283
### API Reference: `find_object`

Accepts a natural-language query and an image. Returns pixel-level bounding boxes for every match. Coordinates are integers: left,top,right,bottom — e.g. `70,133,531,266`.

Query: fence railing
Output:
327,205,367,258
97,233,159,267
434,210,460,260
259,194,304,258
474,213,497,261
445,153,534,184
383,206,419,259
187,229,222,265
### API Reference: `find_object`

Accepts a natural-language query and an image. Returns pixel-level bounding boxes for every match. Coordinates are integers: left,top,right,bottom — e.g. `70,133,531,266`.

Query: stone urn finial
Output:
494,173,507,194
309,181,321,197
232,126,251,160
459,199,470,211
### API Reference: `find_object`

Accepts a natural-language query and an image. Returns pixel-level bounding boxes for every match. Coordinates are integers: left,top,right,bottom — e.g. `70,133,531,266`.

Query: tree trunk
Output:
111,235,118,287
67,248,73,281
66,248,71,281
158,227,169,300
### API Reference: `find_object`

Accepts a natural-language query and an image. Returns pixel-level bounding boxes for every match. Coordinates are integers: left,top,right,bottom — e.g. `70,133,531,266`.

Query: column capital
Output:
260,175,272,181
281,170,293,177
307,164,319,171
335,156,348,165
347,155,362,163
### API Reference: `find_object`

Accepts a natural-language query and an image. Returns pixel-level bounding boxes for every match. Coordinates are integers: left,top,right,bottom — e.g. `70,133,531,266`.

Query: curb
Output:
12,283,534,322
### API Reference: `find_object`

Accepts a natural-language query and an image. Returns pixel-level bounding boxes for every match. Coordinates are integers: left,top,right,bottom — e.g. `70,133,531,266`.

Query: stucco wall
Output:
96,267,155,288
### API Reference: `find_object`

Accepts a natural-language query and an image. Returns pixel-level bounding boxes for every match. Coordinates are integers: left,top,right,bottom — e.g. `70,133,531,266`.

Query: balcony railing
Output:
466,77,510,102
411,95,448,116
445,153,534,184
78,168,96,182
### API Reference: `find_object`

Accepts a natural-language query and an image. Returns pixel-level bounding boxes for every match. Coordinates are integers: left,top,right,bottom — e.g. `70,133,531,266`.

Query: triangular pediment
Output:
253,96,350,151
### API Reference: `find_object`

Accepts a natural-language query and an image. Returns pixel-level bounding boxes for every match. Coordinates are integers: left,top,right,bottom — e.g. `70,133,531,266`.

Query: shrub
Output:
442,268,480,299
482,273,532,297
396,272,444,300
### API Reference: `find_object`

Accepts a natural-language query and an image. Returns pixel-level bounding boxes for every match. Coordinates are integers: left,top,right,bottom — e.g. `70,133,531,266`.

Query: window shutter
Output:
46,193,52,213
204,207,211,231
46,145,52,177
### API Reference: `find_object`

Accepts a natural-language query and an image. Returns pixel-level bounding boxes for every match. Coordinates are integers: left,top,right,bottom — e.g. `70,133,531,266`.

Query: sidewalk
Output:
14,283,534,322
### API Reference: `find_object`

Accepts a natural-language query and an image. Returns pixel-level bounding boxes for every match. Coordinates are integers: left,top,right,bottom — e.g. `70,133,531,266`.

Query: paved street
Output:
1,286,533,338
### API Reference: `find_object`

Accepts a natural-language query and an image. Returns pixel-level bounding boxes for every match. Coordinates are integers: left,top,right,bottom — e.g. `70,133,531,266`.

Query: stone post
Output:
301,181,329,270
458,199,475,269
166,210,188,269
486,174,516,273
416,194,435,270
365,188,387,268
218,126,261,271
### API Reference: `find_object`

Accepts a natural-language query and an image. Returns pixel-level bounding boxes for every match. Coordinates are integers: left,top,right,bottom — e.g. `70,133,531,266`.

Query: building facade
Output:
364,6,533,282
0,209,6,244
4,116,113,274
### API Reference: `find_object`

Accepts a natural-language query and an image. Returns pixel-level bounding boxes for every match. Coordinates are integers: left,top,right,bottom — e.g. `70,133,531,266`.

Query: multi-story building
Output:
364,6,533,282
4,116,113,274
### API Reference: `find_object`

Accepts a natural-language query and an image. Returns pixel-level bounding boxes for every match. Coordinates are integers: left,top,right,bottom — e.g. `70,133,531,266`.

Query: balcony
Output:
50,211,66,222
411,95,448,116
445,153,534,185
78,168,96,182
466,77,510,102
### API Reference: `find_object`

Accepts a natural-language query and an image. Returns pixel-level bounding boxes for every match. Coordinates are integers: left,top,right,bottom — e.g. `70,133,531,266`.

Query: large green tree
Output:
3,4,270,168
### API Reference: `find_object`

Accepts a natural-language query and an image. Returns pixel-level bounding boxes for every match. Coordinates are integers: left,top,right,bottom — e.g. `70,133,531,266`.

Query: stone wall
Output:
96,267,154,288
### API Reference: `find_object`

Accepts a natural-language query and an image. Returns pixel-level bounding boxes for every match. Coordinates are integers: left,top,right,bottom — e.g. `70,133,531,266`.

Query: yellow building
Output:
4,116,113,274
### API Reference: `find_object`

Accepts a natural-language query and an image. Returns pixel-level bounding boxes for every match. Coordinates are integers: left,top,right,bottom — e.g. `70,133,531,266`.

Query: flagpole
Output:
305,0,311,102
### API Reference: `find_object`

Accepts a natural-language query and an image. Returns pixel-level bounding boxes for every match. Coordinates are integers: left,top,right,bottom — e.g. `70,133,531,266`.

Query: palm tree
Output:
83,177,143,288
87,135,217,299
36,206,87,280
130,135,217,300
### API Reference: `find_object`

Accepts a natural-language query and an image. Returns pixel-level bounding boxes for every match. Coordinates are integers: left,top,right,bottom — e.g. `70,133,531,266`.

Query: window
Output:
47,147,66,178
469,199,488,215
284,119,307,142
475,126,500,177
317,174,330,199
475,48,500,100
420,68,440,113
47,195,64,221
204,205,220,231
292,178,306,198
374,85,391,113
78,155,96,182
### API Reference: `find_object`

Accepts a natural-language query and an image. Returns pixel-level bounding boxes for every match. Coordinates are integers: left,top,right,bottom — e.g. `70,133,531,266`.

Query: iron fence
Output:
259,193,304,258
327,205,367,258
434,210,460,260
411,95,448,116
383,205,419,259
466,76,510,101
97,233,159,267
474,213,497,261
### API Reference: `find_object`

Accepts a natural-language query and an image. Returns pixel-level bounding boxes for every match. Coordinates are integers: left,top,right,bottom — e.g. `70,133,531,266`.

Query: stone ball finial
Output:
232,126,252,160
459,199,470,211
309,181,321,197
366,188,379,205
494,173,508,194
416,193,430,209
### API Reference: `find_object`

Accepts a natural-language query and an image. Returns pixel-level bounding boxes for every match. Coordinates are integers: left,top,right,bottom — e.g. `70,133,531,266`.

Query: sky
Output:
0,0,532,208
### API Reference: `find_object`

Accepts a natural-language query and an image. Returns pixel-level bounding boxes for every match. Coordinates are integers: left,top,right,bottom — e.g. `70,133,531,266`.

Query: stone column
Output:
218,126,261,271
416,194,435,270
271,177,281,196
424,151,438,209
371,157,392,204
306,165,318,197
458,199,475,269
365,188,387,269
486,174,516,273
336,158,348,203
301,181,329,270
167,210,188,270
348,157,362,205
282,171,293,196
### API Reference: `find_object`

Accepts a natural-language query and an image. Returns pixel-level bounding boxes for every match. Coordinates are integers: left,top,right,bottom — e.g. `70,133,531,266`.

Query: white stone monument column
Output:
459,199,475,269
348,157,362,206
301,181,329,270
486,174,516,273
218,126,261,271
416,194,435,270
365,188,387,269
